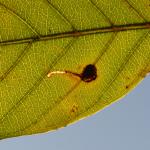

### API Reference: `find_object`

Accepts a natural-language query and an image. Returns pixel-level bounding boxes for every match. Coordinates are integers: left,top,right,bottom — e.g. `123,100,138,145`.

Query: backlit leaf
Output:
0,0,150,139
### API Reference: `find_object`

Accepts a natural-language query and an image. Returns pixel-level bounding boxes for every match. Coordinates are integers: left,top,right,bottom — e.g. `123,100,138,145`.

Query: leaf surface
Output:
0,0,150,139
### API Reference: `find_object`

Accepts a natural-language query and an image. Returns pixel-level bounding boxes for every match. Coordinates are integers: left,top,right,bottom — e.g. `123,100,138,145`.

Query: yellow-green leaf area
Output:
0,0,150,139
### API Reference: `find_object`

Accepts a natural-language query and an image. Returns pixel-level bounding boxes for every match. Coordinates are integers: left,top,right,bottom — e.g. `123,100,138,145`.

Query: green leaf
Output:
0,0,150,139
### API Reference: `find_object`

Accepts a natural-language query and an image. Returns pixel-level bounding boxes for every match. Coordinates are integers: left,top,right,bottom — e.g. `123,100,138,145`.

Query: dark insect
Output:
80,64,97,82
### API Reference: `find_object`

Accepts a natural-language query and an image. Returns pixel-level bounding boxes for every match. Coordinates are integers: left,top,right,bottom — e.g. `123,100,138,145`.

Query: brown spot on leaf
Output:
70,104,79,115
66,64,98,83
80,64,97,82
139,68,150,78
125,66,150,90
125,85,129,89
47,64,97,83
125,76,130,81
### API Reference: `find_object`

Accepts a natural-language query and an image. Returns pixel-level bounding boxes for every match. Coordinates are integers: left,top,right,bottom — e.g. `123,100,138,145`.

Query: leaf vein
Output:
0,2,41,37
0,42,33,82
88,0,114,26
46,0,76,30
0,37,78,125
1,23,149,46
123,0,148,22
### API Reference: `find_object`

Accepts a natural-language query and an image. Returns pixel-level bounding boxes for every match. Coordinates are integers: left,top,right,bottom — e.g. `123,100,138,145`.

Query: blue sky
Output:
0,76,150,150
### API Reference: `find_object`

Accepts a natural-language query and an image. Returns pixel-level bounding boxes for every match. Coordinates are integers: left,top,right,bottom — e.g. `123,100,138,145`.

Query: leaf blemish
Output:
125,85,129,89
70,104,79,114
47,71,66,78
47,64,97,83
80,64,97,82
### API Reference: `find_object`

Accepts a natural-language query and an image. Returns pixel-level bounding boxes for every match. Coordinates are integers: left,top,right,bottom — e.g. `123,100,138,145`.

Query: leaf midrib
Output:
1,22,150,46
